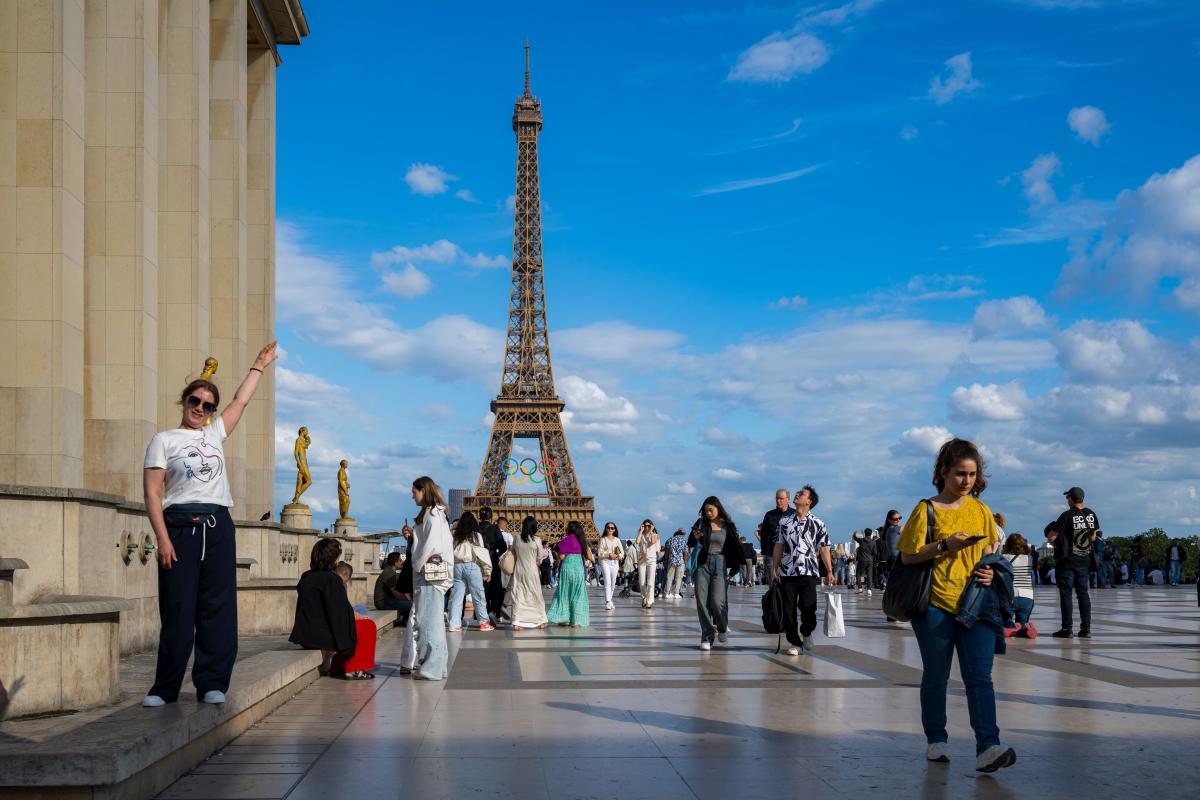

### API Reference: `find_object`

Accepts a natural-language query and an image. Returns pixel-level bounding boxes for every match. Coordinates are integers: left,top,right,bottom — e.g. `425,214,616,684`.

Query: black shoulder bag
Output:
882,500,936,622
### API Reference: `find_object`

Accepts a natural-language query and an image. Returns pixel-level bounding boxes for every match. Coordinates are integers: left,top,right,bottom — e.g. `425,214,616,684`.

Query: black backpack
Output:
762,581,787,630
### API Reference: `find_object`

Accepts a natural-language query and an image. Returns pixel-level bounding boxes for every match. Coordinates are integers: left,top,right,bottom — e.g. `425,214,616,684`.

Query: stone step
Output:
0,609,398,800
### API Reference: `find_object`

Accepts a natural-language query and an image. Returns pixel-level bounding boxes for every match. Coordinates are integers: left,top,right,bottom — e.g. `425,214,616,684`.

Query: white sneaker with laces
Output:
975,745,1016,773
785,646,800,656
201,690,226,704
926,742,950,762
142,695,166,708
699,640,712,651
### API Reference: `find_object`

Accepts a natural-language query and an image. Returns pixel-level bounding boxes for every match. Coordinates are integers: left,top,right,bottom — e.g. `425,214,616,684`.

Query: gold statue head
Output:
298,426,308,437
339,459,348,468
200,357,218,380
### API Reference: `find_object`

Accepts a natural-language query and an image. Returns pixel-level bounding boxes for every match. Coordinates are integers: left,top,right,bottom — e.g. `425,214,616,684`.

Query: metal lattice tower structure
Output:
464,46,596,543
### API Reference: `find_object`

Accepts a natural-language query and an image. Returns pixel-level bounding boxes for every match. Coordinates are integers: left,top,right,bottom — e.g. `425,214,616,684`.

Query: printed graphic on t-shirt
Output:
1062,510,1097,559
778,514,829,577
176,441,224,483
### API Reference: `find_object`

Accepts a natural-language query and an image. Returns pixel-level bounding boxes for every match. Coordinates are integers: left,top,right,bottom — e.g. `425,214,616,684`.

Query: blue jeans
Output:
1011,596,1034,635
910,604,1000,754
448,562,489,629
413,574,448,680
1057,564,1091,630
693,555,727,643
1169,561,1181,586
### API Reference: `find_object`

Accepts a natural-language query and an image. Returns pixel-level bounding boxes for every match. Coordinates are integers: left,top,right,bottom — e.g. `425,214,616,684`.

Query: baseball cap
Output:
1064,487,1085,501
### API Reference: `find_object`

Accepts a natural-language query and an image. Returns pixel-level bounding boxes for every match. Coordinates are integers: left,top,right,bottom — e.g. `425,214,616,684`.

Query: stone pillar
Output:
0,0,87,487
82,0,160,500
156,0,210,431
207,0,247,504
244,46,275,521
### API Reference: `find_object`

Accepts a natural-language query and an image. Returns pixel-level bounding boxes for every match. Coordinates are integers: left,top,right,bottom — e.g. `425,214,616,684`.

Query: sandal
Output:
397,667,412,675
346,671,375,680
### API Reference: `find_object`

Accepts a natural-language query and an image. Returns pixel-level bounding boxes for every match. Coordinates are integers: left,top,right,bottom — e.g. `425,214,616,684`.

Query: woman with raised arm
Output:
142,342,278,708
897,438,1015,773
409,476,454,680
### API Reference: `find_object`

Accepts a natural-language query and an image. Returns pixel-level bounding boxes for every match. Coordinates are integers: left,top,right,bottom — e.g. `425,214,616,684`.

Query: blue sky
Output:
271,0,1200,544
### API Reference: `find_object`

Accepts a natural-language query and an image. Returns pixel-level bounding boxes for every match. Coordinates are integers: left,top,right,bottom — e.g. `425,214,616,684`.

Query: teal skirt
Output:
547,554,590,627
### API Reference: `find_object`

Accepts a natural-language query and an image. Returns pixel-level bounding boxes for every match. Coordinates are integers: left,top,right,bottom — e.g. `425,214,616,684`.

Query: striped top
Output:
1005,553,1033,599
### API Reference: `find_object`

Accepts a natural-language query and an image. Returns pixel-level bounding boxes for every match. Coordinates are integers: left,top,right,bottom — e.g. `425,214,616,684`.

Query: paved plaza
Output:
158,585,1200,800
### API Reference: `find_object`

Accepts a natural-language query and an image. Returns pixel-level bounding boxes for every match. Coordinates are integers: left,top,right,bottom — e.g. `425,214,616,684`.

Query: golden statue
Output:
337,459,351,519
291,427,312,504
200,356,218,380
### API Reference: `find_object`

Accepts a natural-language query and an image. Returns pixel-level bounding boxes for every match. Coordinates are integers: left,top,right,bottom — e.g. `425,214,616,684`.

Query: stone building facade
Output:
0,0,307,520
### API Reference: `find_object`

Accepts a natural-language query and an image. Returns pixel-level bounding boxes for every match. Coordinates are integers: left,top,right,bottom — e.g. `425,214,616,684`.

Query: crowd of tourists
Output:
133,357,1200,776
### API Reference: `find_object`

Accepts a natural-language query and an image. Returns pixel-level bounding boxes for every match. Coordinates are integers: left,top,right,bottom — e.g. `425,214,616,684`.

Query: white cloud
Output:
728,31,829,83
380,265,432,298
1058,154,1200,309
1022,153,1061,208
667,481,697,495
1053,319,1164,384
455,189,481,203
801,0,884,27
950,381,1029,421
895,425,954,456
928,52,982,105
371,239,508,271
697,165,822,196
713,468,744,480
972,296,1052,339
276,223,501,382
581,440,604,453
556,321,684,367
702,428,748,447
404,163,455,195
1067,105,1110,146
559,376,639,435
900,125,919,141
770,295,808,309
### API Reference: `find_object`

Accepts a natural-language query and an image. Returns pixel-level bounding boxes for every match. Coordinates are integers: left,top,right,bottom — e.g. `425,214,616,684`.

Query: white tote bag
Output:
823,590,846,638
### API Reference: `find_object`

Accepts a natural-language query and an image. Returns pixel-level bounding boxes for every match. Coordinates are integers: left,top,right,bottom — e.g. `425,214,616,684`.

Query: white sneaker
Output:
867,589,873,597
201,690,226,704
926,742,950,762
785,646,800,656
605,601,614,610
699,640,712,651
142,695,166,708
975,745,1016,773
717,631,728,644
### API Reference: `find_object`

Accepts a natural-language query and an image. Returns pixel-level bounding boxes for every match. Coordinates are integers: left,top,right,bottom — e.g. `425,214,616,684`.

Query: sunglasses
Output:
186,395,218,414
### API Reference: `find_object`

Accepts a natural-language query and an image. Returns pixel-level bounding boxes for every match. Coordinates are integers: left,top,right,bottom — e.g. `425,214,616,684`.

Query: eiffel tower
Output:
463,46,597,543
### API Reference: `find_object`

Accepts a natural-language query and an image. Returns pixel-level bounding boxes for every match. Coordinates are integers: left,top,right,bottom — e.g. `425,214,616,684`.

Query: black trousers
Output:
150,507,238,702
780,575,818,645
485,560,506,617
1057,564,1092,630
858,560,875,589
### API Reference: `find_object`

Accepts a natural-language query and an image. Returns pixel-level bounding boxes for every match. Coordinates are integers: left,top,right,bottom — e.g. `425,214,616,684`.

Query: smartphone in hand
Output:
963,534,987,544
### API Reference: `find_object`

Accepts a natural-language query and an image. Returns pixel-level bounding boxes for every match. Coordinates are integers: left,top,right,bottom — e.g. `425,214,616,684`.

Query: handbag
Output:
685,544,700,576
499,549,516,576
881,500,936,622
422,555,450,583
823,589,846,638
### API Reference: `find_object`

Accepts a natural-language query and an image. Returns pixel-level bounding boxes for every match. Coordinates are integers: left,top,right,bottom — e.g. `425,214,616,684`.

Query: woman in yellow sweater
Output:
897,438,1016,774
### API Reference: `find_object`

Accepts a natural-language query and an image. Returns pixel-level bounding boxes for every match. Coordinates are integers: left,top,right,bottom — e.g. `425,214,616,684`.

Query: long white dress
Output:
508,535,548,627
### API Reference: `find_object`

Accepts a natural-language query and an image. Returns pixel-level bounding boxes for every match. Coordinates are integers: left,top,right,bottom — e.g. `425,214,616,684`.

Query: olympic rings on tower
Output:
501,457,557,484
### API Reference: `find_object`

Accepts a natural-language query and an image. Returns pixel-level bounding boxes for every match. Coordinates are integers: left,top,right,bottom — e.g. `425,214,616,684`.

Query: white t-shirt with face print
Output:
144,416,234,508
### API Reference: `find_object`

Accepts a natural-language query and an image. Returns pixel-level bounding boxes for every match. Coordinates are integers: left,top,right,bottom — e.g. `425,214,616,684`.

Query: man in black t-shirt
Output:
1051,487,1098,638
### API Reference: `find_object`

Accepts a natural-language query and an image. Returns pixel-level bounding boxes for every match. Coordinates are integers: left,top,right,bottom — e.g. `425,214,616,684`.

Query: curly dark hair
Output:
932,438,988,496
1003,533,1029,555
310,538,342,571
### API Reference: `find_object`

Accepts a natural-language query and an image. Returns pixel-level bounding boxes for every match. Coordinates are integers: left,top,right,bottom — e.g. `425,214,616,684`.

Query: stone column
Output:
156,0,209,431
207,0,247,504
0,0,87,487
82,0,160,500
243,46,275,521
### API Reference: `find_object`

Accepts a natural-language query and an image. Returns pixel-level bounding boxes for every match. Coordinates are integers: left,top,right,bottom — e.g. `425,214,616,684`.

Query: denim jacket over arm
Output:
955,552,1015,653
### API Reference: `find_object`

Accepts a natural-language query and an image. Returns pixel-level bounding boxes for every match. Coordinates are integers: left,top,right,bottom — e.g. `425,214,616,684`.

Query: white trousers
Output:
639,562,657,605
665,562,685,596
601,559,619,603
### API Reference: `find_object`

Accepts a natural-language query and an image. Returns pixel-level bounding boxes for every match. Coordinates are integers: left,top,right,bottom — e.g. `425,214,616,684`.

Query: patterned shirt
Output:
777,513,830,577
664,533,689,566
